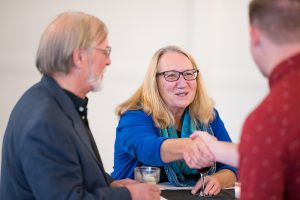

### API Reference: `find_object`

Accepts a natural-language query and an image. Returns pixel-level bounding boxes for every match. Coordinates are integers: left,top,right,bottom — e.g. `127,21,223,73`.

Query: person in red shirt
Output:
184,0,300,199
239,0,300,199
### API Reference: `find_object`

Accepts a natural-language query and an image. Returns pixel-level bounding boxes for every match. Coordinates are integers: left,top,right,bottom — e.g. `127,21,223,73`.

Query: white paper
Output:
160,196,168,200
158,182,193,190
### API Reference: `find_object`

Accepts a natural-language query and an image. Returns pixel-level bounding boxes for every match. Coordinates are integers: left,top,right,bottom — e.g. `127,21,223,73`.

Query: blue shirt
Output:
111,109,237,180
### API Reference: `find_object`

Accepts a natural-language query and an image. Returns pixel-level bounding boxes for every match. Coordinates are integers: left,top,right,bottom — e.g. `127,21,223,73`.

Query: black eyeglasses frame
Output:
156,69,199,82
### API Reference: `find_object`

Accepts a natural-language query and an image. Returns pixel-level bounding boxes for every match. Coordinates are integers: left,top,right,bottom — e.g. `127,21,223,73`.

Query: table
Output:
161,188,235,200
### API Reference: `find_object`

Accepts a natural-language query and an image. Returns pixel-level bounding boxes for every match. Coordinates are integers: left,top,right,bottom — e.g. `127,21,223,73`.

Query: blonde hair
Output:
116,45,214,128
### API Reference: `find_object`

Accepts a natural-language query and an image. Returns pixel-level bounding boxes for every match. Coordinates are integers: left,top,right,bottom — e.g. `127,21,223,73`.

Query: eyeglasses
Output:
94,46,112,58
156,69,199,82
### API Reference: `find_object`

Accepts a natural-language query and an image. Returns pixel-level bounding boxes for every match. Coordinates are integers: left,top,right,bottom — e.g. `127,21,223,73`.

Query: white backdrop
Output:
0,0,268,173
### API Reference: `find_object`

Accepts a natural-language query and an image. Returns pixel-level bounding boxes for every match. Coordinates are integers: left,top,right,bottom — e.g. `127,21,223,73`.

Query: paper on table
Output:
158,182,193,190
160,196,168,200
224,186,235,190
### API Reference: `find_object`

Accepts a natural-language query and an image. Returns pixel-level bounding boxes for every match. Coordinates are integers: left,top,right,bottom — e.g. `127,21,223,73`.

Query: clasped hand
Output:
183,131,217,169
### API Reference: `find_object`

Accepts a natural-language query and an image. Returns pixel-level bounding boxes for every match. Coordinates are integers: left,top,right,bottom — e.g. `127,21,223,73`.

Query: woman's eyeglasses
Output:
156,69,199,82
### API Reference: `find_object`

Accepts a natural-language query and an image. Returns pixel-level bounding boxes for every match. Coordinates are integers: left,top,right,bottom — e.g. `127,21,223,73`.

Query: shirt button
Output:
81,116,86,119
79,107,84,112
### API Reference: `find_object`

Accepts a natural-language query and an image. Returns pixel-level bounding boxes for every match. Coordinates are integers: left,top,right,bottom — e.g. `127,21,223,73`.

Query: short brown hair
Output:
249,0,300,44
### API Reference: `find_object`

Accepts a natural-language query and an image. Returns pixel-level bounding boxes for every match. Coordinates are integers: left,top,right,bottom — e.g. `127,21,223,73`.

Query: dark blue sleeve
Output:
211,109,238,176
112,110,168,179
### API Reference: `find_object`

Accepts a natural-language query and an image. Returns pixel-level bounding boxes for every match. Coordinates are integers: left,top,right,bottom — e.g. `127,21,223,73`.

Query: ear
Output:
72,48,87,69
250,24,260,47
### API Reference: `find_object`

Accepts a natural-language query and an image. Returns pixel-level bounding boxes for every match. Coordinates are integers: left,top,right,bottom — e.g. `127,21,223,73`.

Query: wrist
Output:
209,140,219,161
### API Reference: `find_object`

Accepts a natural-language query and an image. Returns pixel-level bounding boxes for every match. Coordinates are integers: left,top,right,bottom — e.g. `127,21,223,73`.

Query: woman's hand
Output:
191,175,221,196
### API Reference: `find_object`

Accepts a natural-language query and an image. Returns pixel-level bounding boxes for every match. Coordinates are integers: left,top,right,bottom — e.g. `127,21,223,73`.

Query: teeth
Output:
176,93,187,96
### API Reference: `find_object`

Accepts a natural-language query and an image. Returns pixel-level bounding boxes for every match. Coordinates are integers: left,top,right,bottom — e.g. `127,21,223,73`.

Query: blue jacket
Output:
111,109,237,180
0,75,131,200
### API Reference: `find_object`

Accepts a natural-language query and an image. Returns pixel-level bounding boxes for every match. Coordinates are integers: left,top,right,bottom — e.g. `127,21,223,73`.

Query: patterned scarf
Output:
159,109,216,186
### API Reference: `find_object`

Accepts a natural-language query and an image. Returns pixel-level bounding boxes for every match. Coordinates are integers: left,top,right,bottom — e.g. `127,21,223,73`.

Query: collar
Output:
269,52,300,88
63,89,89,118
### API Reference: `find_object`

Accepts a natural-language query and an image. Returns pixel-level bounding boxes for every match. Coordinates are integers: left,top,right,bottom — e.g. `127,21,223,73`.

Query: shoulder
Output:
210,108,223,126
122,109,148,116
120,110,153,122
208,108,232,141
118,110,158,131
10,78,73,135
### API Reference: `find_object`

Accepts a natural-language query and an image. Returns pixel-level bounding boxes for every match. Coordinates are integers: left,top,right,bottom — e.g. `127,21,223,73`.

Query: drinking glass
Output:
134,166,160,184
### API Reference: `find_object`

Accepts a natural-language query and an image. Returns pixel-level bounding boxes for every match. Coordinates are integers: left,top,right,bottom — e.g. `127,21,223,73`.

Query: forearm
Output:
160,138,191,163
211,169,237,188
211,141,239,167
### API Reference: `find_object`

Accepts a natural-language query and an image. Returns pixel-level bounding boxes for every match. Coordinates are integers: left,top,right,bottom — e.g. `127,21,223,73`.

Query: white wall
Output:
0,0,268,173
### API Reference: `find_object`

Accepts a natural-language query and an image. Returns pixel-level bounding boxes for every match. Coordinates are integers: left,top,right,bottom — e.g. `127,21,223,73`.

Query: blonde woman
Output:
112,45,237,196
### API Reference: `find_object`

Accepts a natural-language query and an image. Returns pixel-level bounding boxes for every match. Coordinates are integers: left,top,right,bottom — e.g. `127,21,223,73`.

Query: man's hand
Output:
110,178,136,187
125,183,161,200
190,131,218,148
189,131,239,167
182,131,216,169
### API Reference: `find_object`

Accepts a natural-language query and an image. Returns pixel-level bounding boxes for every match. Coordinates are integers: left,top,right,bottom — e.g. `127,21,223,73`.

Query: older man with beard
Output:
0,11,160,200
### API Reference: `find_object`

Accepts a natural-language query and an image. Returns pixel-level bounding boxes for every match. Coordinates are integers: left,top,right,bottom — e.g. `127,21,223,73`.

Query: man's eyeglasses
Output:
94,46,112,58
156,69,199,82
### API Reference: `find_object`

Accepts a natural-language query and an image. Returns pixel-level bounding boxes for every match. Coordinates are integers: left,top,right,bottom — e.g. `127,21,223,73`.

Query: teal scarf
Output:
160,109,216,186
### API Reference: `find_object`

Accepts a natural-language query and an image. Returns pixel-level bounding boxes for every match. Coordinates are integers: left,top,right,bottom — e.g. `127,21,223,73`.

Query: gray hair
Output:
36,11,108,75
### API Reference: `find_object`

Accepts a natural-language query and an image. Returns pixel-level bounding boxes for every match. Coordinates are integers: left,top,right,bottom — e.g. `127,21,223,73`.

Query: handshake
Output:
183,131,238,169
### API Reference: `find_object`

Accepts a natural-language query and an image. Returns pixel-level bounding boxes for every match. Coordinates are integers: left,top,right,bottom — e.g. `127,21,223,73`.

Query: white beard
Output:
88,71,103,92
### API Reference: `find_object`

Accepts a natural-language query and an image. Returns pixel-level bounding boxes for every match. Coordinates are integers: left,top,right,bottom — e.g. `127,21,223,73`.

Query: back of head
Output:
36,11,108,75
249,0,300,44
